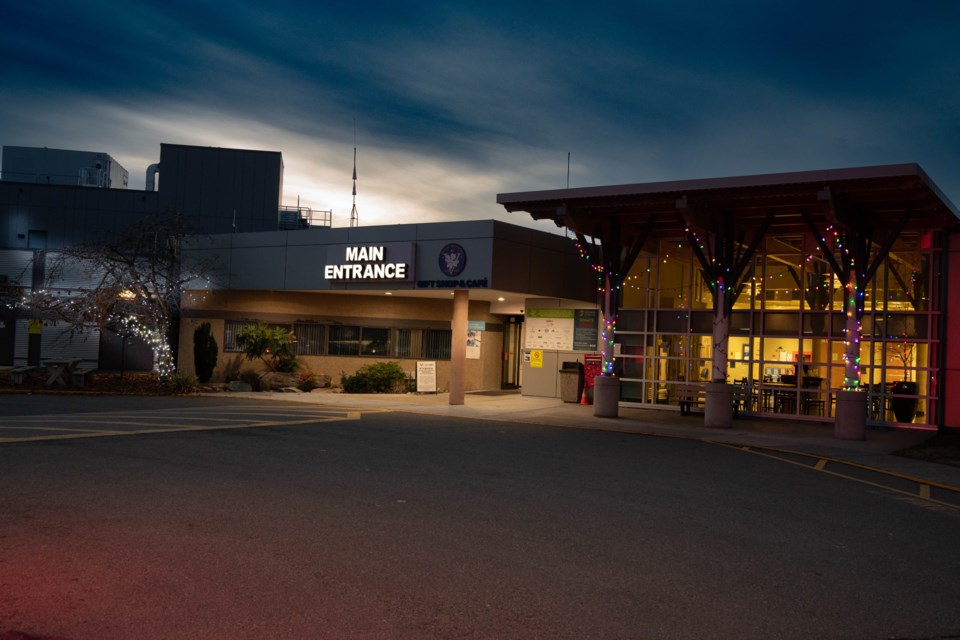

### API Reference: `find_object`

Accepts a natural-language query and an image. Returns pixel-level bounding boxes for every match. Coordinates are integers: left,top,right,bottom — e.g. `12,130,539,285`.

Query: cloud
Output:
1,0,958,226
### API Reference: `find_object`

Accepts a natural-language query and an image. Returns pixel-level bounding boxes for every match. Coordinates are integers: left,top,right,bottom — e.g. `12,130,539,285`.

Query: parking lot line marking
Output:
0,426,127,435
0,412,364,444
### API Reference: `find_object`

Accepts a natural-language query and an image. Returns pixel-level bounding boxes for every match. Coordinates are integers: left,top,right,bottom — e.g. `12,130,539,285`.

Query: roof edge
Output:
497,163,924,203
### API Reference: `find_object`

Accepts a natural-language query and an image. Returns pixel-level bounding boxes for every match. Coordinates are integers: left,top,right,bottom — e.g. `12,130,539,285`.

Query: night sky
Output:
2,1,958,229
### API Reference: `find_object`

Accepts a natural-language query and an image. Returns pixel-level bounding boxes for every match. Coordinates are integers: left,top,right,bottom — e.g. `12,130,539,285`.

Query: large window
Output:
267,323,454,360
360,328,390,356
614,229,942,426
328,325,360,356
423,329,452,360
223,320,251,352
295,323,324,356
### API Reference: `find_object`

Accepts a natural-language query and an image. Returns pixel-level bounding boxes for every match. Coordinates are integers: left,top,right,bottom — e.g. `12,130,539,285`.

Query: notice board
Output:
526,308,599,351
416,361,437,393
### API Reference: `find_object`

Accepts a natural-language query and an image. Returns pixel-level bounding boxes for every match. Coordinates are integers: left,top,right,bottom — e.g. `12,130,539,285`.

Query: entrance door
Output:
501,316,522,389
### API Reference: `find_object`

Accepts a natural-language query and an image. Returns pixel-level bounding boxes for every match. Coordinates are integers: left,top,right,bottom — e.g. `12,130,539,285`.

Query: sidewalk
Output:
224,388,960,492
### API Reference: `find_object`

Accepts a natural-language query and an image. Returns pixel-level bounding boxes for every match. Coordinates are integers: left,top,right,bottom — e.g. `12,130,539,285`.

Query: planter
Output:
593,375,620,418
890,381,918,424
835,390,867,440
704,381,733,428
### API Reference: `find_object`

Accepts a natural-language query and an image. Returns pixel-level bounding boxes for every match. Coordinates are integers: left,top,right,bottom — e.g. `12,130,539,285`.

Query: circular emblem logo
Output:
439,243,467,277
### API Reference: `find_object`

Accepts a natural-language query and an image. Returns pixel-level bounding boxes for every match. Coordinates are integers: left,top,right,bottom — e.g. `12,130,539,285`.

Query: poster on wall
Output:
573,309,599,351
530,350,544,368
466,330,481,360
525,309,575,349
526,308,599,351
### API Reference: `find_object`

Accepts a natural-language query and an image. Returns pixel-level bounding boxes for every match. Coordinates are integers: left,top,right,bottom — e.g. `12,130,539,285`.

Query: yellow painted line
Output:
6,418,242,428
714,443,960,511
2,411,359,429
920,484,931,499
0,426,126,434
4,411,350,422
712,441,960,495
0,414,362,444
815,459,828,471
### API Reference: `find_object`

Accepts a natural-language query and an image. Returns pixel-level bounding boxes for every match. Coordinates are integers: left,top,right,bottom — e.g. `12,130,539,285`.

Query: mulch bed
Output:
1,370,169,395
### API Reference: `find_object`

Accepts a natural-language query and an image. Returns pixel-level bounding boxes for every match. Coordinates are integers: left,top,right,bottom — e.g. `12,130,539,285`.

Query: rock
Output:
259,371,300,391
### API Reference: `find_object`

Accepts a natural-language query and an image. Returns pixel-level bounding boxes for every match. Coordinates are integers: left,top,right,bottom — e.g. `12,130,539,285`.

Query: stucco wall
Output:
177,291,504,391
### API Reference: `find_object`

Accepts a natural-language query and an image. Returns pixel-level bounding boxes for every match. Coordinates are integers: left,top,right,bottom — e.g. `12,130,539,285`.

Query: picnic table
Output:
43,359,82,386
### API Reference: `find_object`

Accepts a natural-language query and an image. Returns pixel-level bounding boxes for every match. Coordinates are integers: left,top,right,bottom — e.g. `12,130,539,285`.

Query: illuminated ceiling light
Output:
384,292,392,295
497,297,505,302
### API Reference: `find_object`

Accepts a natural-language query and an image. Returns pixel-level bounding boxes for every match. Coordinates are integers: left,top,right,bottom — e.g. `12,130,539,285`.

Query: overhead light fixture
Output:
384,292,392,295
497,297,505,302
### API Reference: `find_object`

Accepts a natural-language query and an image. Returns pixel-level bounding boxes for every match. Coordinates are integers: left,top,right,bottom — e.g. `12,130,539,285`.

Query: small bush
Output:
298,371,319,392
166,371,199,395
341,361,408,394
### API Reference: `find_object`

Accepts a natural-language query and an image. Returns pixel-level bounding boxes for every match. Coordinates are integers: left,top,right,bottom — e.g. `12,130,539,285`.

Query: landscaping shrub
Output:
235,322,299,372
298,371,320,392
166,371,199,394
341,361,408,394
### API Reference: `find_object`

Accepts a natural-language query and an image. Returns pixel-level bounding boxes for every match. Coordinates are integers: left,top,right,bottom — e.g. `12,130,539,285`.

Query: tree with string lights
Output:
17,212,219,380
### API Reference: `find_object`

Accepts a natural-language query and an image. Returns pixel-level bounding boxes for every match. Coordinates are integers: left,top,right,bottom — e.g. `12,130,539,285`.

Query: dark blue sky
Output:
2,1,958,228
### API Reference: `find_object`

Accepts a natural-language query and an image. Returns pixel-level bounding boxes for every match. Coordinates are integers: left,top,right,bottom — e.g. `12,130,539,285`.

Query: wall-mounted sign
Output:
573,309,599,351
439,243,467,276
530,349,544,368
416,278,489,289
324,242,415,281
526,308,599,351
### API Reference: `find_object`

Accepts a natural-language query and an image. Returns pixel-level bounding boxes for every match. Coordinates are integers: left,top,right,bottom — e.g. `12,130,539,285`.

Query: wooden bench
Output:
680,382,754,417
71,366,98,387
678,383,706,415
10,366,36,385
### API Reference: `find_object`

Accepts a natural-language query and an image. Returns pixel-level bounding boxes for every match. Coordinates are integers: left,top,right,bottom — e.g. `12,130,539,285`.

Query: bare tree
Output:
19,213,220,379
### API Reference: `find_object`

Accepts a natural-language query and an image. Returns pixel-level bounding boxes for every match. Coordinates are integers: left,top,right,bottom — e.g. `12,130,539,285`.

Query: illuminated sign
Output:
324,242,415,282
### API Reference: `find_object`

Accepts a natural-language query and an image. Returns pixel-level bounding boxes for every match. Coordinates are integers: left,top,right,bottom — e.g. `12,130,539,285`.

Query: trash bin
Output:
559,361,585,403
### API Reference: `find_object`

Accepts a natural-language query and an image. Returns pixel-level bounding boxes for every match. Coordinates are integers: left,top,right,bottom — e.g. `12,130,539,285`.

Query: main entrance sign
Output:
324,242,415,282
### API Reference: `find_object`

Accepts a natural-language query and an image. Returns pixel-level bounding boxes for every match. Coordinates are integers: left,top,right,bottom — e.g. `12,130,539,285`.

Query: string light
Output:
110,314,175,379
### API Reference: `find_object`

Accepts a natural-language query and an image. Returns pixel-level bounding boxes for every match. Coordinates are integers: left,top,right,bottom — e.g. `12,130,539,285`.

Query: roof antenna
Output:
566,151,571,189
350,120,359,228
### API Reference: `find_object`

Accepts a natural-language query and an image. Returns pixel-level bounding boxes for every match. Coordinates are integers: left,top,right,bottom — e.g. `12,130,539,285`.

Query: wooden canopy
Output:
497,163,959,247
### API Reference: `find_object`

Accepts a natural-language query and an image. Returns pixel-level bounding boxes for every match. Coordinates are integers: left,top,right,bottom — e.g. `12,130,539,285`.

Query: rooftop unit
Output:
279,206,332,230
0,146,129,189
